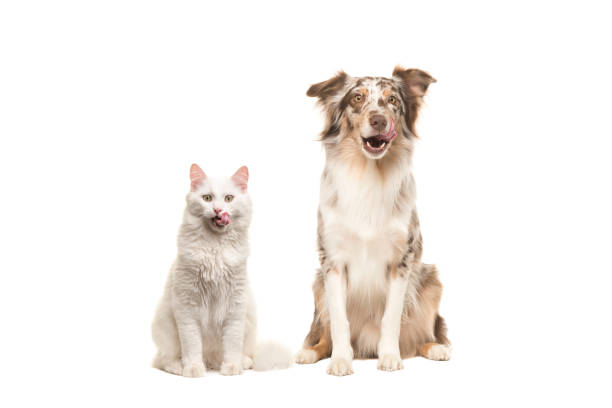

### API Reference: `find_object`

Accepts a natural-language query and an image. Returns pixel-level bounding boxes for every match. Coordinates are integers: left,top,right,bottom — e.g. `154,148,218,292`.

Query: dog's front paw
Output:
220,361,243,376
327,357,353,376
377,353,404,371
182,363,206,378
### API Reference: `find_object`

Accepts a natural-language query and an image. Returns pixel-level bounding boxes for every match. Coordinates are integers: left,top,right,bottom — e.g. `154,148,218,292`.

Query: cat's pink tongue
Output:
219,212,230,226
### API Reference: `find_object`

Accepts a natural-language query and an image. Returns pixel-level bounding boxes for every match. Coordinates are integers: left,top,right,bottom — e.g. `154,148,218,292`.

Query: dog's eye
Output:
353,94,362,102
224,195,234,203
388,96,396,104
202,194,213,202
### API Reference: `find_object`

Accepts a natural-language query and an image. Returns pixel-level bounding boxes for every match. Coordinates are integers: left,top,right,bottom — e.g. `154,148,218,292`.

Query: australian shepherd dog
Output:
295,67,450,375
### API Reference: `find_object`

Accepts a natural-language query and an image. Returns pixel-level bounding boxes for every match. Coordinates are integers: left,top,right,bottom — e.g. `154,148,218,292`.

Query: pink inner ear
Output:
190,164,207,191
232,166,249,192
408,81,426,97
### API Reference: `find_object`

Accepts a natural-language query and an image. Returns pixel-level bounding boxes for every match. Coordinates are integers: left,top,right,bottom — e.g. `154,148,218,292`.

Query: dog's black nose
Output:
369,114,387,132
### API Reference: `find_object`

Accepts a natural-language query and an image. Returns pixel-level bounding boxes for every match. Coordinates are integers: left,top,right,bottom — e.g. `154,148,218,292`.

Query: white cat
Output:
152,164,290,377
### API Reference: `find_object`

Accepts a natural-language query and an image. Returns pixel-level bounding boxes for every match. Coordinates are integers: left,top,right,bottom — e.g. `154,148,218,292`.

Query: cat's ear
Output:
190,163,207,191
232,166,249,192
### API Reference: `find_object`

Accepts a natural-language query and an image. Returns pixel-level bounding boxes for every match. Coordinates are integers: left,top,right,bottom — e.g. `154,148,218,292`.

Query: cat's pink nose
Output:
214,208,222,214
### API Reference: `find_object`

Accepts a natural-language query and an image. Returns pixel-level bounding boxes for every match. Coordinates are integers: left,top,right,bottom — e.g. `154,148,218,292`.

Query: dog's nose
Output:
214,208,222,214
369,114,387,132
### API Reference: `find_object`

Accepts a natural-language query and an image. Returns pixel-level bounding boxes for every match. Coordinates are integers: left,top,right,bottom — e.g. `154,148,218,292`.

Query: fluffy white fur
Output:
252,341,294,371
151,165,291,376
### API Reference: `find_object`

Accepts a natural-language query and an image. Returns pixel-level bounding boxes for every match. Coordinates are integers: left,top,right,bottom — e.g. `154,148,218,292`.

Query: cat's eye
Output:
202,194,213,202
224,195,234,203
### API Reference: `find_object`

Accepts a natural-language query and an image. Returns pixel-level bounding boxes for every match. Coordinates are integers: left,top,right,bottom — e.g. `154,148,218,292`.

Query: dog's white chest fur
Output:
320,161,413,294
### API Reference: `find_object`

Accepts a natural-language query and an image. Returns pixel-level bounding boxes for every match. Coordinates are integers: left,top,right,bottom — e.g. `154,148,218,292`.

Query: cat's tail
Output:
252,341,293,371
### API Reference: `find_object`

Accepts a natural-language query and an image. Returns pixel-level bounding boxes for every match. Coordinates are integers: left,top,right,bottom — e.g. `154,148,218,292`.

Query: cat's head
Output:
186,164,252,233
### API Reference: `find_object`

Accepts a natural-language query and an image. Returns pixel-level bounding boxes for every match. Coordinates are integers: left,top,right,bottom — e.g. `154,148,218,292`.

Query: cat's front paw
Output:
182,363,206,378
162,359,183,375
220,361,243,376
242,356,253,370
377,353,404,371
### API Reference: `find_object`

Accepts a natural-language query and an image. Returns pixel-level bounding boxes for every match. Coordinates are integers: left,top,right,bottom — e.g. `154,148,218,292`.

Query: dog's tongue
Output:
379,117,397,142
219,212,230,226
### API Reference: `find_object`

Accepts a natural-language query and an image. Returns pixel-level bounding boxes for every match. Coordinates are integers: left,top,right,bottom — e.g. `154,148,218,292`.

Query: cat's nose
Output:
214,208,222,214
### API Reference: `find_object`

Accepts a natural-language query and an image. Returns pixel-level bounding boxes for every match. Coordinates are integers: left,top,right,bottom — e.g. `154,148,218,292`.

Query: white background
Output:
1,1,611,406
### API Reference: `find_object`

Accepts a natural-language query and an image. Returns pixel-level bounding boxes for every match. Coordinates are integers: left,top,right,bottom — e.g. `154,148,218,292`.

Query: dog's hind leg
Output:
402,264,451,361
296,273,332,364
296,321,332,364
418,315,451,360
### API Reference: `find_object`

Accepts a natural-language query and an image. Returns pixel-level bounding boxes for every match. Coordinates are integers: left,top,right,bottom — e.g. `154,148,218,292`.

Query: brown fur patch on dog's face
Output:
307,67,435,161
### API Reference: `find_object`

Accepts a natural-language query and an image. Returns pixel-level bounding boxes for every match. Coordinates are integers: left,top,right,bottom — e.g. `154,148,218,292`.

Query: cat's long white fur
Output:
151,167,292,376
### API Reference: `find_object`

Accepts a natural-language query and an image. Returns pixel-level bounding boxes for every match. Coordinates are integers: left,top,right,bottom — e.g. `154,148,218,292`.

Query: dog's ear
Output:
392,66,436,97
307,71,351,140
392,67,436,138
307,71,348,103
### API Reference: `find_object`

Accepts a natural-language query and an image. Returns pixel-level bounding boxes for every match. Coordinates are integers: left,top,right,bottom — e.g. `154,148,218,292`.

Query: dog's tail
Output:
252,340,293,371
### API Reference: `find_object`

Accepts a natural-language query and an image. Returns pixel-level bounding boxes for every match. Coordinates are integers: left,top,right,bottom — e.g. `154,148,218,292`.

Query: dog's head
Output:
307,67,435,160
